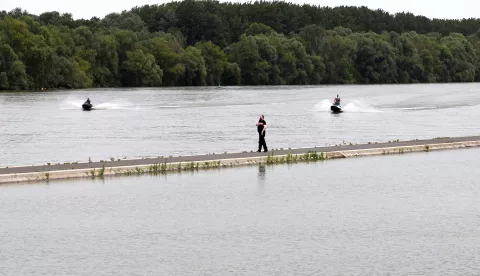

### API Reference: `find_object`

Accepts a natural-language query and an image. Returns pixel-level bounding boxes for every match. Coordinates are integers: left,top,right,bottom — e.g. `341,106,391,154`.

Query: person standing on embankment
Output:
256,115,268,152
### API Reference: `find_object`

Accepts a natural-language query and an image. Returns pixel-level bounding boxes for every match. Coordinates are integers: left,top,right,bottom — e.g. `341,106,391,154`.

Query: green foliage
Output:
180,46,206,86
317,30,358,84
0,44,29,89
351,32,398,83
245,23,273,36
194,41,227,85
1,1,480,90
102,12,146,32
266,151,325,164
121,49,163,87
222,62,241,85
98,165,105,177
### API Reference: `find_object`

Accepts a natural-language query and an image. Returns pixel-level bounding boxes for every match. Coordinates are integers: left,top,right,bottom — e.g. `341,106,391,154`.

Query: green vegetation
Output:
266,151,326,164
88,169,95,178
1,1,480,90
98,165,105,177
78,151,328,180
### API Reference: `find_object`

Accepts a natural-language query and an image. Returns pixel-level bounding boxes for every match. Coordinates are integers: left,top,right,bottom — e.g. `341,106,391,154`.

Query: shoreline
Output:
1,136,480,184
1,82,479,93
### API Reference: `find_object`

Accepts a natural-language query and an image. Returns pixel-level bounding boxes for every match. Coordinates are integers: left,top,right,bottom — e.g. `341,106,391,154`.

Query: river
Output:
1,148,480,275
1,83,480,166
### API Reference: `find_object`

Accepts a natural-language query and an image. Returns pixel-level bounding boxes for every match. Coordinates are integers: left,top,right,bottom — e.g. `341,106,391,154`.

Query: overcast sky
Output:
1,0,478,20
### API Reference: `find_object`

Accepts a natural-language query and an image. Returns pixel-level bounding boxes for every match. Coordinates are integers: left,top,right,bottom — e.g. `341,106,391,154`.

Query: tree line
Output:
1,0,480,90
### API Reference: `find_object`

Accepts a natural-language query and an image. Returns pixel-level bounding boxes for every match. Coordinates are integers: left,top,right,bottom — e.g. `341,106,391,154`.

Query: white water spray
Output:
60,97,132,110
315,99,381,113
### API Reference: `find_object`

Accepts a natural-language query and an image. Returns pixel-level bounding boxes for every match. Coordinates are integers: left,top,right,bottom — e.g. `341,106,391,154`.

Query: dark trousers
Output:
258,132,267,152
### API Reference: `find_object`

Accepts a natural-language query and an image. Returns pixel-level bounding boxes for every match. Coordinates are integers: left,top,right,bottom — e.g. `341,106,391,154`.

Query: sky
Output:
1,0,478,20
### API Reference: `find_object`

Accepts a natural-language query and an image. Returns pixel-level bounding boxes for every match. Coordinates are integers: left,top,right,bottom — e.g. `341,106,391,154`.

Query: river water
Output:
1,84,480,166
1,148,480,275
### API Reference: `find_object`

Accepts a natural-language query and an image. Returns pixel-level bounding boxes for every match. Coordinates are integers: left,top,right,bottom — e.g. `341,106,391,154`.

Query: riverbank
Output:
1,136,479,184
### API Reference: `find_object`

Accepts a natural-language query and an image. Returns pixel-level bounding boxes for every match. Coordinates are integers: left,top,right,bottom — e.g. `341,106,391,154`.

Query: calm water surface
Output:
1,148,480,275
1,84,480,166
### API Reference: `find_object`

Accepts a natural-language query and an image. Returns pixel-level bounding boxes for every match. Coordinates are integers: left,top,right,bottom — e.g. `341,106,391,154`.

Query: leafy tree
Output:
229,34,262,85
195,41,227,85
141,35,185,86
0,44,28,89
245,23,274,36
180,46,206,86
102,12,146,32
351,32,398,83
318,30,357,84
1,1,480,90
121,49,163,86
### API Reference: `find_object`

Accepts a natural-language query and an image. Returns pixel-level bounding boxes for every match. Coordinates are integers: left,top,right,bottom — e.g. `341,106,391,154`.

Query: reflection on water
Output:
258,164,266,180
1,148,480,275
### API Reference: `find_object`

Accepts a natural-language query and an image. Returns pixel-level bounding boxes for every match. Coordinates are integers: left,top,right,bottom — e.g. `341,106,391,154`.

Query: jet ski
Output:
82,102,93,111
330,103,343,113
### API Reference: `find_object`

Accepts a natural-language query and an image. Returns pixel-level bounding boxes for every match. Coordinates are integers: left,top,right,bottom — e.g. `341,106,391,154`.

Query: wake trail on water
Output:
315,99,381,113
389,101,480,111
60,98,133,110
392,106,438,111
92,102,128,110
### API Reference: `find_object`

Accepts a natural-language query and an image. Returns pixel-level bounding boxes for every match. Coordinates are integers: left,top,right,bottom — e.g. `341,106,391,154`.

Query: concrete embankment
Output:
1,136,480,184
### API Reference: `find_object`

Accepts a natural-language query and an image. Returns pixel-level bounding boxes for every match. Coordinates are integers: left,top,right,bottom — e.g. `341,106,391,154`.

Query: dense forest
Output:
1,0,480,90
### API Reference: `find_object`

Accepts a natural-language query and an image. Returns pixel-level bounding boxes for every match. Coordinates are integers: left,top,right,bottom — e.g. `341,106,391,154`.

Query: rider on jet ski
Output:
84,98,91,105
333,94,341,106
